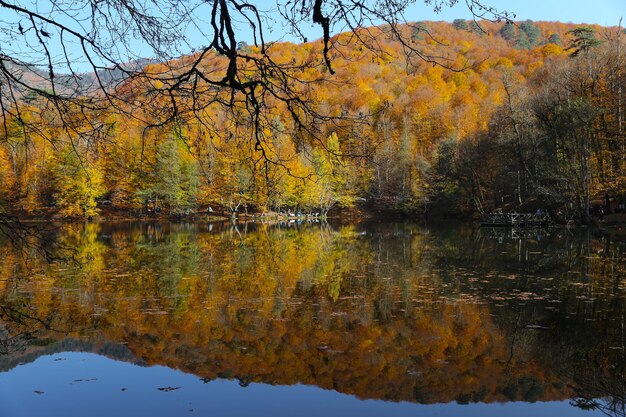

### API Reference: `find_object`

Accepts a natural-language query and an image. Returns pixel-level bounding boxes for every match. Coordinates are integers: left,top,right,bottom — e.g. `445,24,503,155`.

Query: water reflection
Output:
0,221,625,415
0,352,600,417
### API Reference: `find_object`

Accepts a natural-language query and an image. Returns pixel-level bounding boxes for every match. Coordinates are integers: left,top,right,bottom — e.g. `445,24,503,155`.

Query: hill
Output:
0,20,623,220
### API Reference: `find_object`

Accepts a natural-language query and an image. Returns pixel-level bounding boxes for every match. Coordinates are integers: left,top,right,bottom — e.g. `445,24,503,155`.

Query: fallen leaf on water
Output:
158,386,181,392
74,378,98,383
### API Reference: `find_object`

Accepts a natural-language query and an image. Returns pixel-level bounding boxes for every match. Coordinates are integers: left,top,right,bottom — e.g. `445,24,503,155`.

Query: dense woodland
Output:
0,20,624,221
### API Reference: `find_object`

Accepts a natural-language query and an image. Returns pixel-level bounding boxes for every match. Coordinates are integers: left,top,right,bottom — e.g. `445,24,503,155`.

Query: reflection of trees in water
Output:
0,301,91,368
0,222,625,405
567,357,626,417
0,305,43,356
463,226,626,415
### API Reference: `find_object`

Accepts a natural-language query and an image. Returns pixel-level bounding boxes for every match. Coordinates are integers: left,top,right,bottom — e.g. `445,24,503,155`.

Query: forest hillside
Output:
1,20,623,221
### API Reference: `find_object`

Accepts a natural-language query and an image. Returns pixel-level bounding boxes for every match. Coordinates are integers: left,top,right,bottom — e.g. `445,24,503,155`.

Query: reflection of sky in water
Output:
0,352,602,417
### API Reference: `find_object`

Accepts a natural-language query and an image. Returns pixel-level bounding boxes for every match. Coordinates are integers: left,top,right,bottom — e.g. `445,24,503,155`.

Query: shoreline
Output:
4,208,626,233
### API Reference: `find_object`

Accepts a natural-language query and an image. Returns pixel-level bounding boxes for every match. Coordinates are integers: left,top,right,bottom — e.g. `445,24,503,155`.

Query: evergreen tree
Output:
547,33,561,45
566,26,602,57
515,30,531,49
520,20,541,47
453,19,468,31
500,22,516,42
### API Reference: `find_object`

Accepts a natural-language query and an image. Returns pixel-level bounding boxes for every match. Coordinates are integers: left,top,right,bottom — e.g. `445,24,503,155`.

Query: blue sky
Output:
1,0,623,73
405,0,624,26
241,1,626,49
273,0,625,46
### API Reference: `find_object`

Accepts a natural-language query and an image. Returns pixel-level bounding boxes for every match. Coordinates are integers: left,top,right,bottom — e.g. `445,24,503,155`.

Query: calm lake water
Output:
0,221,624,417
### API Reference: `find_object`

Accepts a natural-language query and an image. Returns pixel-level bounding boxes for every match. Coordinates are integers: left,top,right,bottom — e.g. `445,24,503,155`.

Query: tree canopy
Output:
0,1,511,153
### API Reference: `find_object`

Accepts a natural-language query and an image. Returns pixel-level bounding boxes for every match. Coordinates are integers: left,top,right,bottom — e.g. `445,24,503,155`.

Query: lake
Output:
0,221,624,417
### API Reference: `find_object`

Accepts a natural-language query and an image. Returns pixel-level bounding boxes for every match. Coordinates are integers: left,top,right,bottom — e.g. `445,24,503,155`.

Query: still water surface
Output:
0,221,624,416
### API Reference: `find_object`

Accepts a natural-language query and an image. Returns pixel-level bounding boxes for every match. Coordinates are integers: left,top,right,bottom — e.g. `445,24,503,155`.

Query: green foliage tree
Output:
520,20,541,47
547,33,561,45
453,19,469,31
140,136,201,216
567,26,602,56
515,30,532,49
411,22,428,40
500,22,516,42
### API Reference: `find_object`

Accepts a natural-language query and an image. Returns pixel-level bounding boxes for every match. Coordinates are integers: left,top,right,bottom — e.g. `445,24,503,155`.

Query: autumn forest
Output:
2,3,626,415
2,19,624,222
